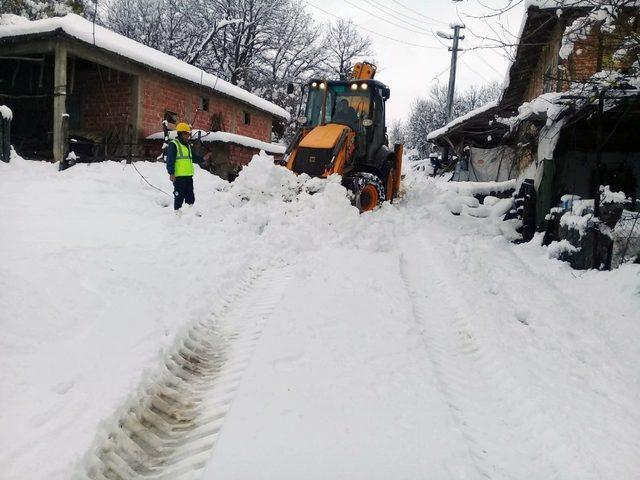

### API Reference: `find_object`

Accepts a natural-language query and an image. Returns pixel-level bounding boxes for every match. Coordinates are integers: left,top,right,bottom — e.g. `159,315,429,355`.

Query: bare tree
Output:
461,0,640,79
107,0,191,58
389,119,406,146
323,19,374,80
1,0,85,19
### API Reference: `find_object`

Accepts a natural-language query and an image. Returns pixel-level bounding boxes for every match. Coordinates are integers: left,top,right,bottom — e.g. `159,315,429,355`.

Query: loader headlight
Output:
319,82,326,90
350,83,358,90
297,116,307,124
360,83,368,90
311,81,318,88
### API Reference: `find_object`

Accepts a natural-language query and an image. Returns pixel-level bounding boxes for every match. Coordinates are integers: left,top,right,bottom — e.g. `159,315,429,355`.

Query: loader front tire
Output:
351,172,385,212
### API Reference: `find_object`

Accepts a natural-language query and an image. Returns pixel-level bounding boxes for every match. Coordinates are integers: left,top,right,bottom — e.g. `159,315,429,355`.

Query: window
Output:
304,83,371,130
243,111,251,125
199,96,209,111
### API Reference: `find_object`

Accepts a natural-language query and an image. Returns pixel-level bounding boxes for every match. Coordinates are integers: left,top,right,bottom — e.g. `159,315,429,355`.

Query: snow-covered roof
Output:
0,14,290,121
427,100,499,141
146,129,286,154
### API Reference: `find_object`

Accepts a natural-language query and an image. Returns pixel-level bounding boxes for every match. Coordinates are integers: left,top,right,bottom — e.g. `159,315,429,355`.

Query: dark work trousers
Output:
173,176,195,210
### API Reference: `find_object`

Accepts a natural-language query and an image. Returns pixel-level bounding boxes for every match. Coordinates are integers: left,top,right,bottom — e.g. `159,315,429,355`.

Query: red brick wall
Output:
74,66,132,131
524,20,624,102
566,32,602,84
229,144,256,166
139,74,273,143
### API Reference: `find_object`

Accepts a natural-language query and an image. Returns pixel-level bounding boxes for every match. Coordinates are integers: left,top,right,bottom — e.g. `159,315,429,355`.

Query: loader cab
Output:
302,79,390,162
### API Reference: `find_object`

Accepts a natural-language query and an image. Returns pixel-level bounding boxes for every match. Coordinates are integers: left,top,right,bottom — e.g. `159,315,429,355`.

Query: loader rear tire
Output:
351,172,385,212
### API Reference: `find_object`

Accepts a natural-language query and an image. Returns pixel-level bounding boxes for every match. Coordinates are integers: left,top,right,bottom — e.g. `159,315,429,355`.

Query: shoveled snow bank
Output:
146,129,286,154
0,14,289,120
445,179,517,196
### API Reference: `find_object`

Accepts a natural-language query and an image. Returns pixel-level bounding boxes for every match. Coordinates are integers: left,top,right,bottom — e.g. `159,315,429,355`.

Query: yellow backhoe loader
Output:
284,62,402,212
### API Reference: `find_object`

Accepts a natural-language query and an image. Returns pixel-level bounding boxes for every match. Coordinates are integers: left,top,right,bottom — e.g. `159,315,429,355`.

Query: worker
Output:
166,122,211,211
333,99,358,129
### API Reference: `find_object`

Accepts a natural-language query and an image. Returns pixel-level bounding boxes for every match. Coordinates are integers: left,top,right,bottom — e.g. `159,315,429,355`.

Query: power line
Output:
474,50,505,77
360,0,442,30
432,51,467,82
389,0,449,25
305,1,442,49
130,162,172,196
343,0,433,36
459,56,491,83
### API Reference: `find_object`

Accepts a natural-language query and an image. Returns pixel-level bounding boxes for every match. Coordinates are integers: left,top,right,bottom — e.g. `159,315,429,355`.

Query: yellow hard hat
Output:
176,122,192,133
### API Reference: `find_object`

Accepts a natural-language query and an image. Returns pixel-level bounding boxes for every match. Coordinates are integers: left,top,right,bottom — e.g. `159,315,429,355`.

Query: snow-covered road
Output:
1,154,639,479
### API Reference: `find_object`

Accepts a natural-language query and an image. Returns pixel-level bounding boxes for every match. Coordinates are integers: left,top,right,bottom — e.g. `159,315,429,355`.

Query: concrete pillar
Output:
53,43,67,163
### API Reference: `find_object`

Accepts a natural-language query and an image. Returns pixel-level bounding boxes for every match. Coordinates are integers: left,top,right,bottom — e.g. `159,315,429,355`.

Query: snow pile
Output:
446,179,517,197
546,238,580,258
600,185,630,204
401,172,519,239
560,211,596,236
0,105,12,120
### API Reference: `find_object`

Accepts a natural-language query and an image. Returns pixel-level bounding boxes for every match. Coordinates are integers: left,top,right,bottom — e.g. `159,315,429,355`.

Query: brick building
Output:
0,14,289,177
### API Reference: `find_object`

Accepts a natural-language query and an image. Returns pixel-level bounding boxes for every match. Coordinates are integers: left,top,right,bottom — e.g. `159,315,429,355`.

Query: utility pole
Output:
437,23,465,122
436,23,464,166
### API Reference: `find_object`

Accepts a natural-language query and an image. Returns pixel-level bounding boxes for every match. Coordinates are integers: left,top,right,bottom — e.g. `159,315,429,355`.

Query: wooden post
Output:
0,115,11,162
53,43,67,163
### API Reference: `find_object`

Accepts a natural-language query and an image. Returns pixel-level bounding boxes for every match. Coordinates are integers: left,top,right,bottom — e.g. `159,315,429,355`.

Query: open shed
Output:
0,14,289,166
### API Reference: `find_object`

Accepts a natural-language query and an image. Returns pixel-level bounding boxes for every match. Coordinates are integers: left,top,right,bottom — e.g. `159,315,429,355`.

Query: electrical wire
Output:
343,0,433,35
359,0,441,30
93,51,171,198
459,56,491,83
305,1,441,49
130,162,172,196
388,0,449,25
432,50,468,81
474,50,505,77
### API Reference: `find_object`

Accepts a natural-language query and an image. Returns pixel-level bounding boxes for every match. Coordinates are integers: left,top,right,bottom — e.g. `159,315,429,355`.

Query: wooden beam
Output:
0,38,57,56
53,42,67,163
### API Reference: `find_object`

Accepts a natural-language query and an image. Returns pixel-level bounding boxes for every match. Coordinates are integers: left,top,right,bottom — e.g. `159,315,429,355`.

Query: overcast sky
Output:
304,0,525,123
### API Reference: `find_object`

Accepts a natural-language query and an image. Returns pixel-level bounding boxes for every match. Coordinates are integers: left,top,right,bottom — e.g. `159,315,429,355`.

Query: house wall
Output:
140,75,272,142
524,17,626,102
524,22,564,101
72,63,133,132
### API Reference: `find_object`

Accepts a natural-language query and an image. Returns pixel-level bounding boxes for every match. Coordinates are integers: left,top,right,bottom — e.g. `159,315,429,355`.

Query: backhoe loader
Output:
284,62,402,212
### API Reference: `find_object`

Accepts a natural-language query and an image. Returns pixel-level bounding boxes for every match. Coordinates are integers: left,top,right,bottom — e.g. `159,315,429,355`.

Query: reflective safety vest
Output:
171,139,194,177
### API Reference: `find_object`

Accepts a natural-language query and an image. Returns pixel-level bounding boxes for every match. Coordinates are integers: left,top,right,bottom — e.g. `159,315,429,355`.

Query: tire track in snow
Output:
399,234,590,480
75,266,291,480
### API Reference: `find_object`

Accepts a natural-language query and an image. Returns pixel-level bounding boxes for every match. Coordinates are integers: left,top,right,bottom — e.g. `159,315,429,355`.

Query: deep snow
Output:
1,153,639,479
